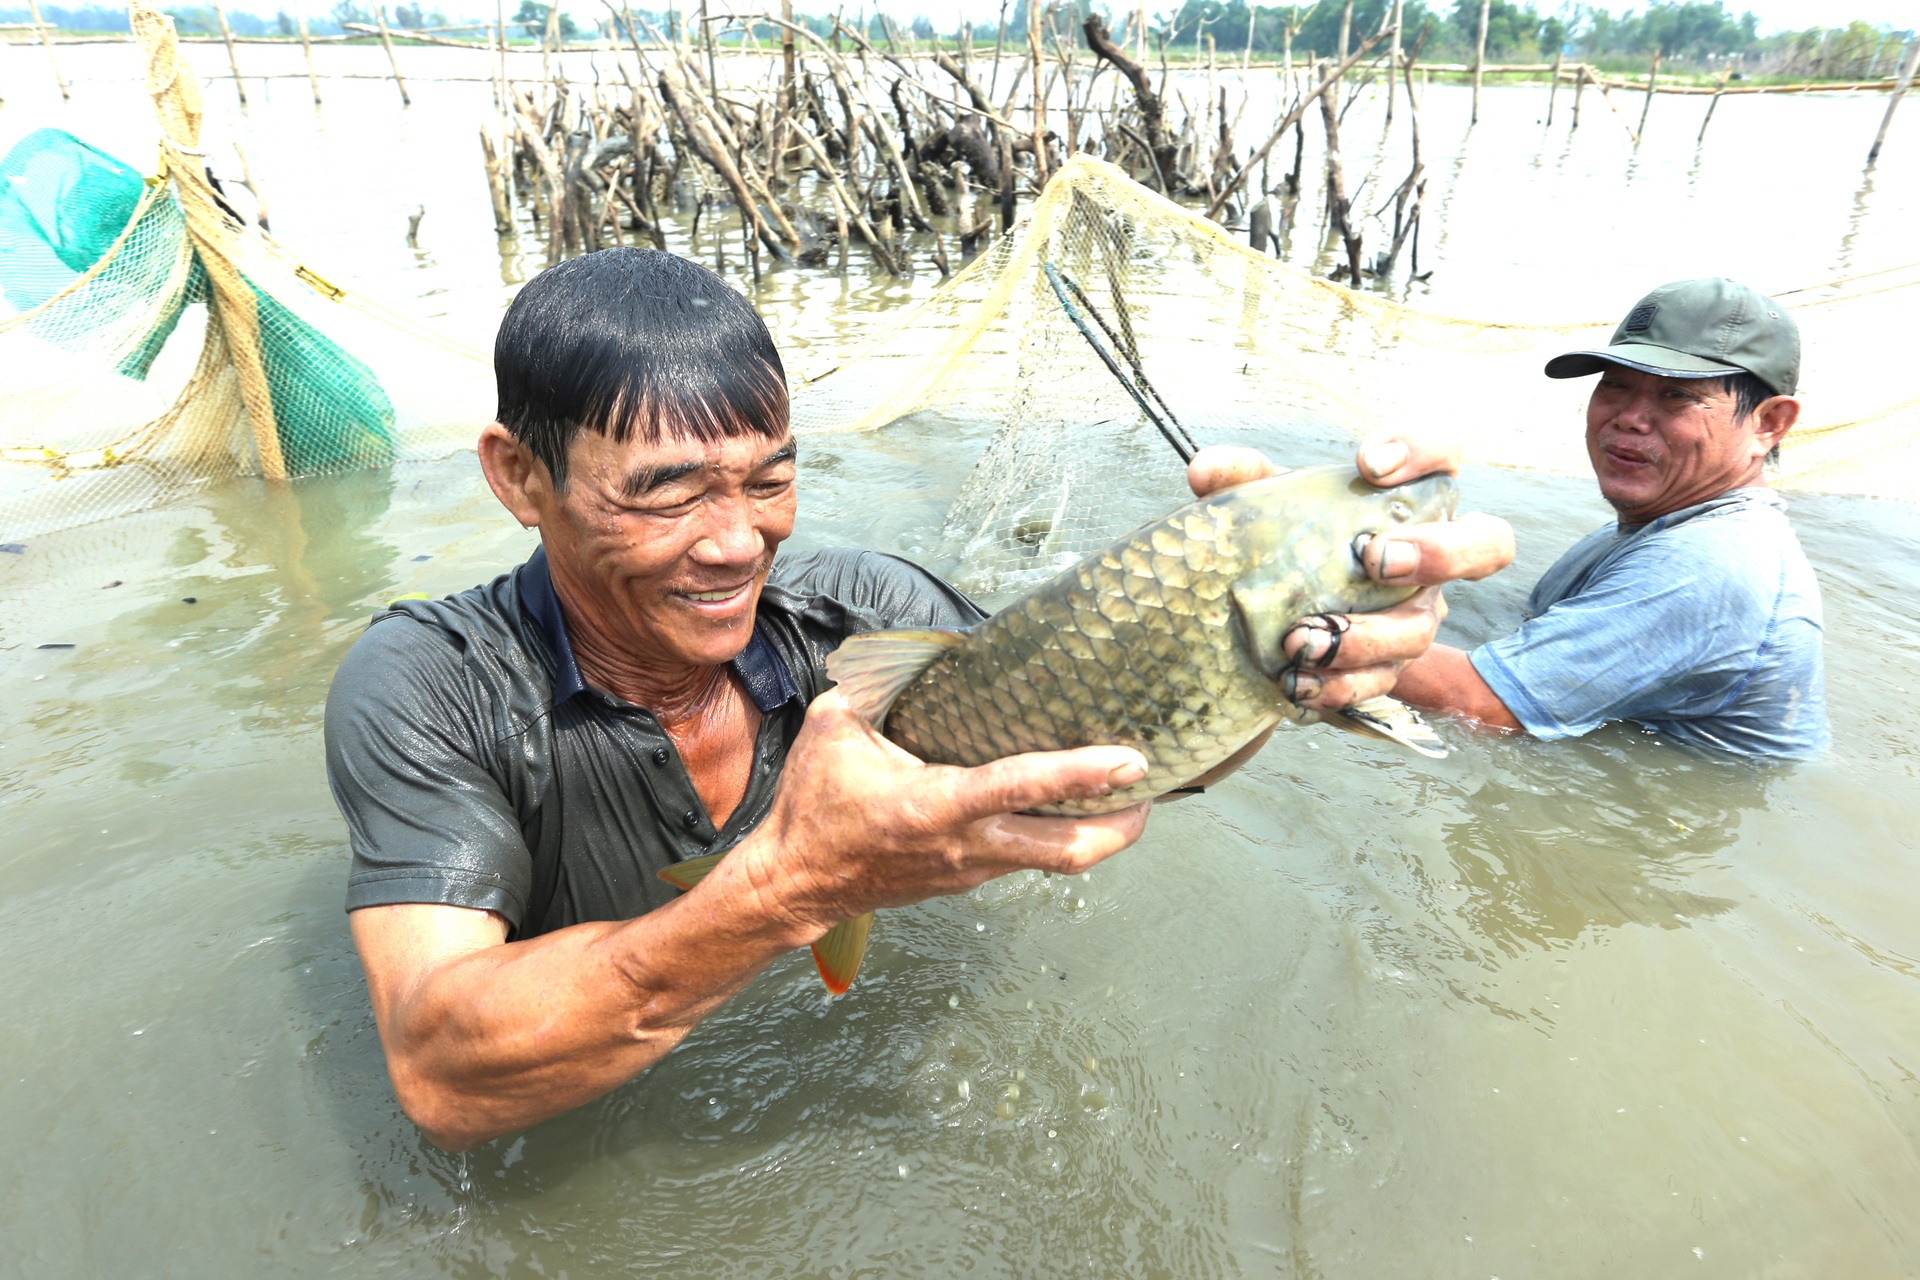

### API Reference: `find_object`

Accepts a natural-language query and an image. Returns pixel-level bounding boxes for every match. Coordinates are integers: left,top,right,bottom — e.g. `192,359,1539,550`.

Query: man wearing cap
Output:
1390,278,1828,758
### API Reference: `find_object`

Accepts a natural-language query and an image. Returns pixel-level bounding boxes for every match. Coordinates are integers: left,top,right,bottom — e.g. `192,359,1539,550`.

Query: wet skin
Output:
480,424,800,826
1391,363,1801,730
1586,366,1799,524
347,424,1510,1150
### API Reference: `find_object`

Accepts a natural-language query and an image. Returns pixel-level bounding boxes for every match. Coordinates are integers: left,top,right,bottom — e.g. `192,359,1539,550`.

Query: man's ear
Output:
478,423,553,529
1751,396,1801,459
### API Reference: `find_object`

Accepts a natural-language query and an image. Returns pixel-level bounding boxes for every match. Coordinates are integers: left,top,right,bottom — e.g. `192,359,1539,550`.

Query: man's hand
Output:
351,696,1150,1152
716,690,1149,945
1184,436,1515,712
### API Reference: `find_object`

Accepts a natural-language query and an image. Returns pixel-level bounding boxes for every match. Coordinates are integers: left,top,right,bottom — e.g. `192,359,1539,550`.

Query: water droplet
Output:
1084,1056,1098,1073
947,994,959,1009
898,1164,909,1178
1047,1129,1056,1138
958,1079,971,1102
975,921,985,932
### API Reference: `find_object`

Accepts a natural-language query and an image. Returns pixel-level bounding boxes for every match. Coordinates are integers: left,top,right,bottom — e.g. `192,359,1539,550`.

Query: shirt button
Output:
683,809,699,829
653,746,669,765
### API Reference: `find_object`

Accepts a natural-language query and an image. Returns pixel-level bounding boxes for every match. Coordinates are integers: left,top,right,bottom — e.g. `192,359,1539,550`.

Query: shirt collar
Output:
517,545,800,713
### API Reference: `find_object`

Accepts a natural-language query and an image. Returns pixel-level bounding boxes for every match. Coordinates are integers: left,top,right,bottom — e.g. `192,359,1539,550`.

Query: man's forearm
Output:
1392,643,1522,732
359,845,816,1151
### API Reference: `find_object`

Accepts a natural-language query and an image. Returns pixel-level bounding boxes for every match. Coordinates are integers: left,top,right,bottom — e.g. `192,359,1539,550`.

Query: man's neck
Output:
1613,476,1767,529
549,572,740,727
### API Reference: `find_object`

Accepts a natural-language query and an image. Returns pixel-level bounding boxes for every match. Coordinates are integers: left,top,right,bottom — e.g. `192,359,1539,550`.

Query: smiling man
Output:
1391,278,1828,758
324,248,1513,1150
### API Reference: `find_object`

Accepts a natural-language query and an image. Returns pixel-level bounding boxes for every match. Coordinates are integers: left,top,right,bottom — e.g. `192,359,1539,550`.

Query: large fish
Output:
662,464,1458,991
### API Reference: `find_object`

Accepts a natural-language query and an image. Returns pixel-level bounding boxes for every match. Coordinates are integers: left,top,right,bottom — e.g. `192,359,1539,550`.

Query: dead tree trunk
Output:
1084,12,1179,194
1319,61,1364,287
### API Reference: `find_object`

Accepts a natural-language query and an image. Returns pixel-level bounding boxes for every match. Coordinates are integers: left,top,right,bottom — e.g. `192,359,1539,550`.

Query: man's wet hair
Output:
493,248,788,488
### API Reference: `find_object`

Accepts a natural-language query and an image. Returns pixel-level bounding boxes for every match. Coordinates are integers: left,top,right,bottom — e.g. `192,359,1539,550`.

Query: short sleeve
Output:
1470,536,1776,741
325,616,535,923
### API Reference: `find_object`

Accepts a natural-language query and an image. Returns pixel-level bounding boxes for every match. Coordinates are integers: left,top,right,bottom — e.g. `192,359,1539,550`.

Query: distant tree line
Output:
3,0,1910,78
1146,1,1910,75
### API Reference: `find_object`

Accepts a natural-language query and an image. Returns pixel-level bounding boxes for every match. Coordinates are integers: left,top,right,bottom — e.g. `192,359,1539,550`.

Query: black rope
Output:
1041,260,1200,465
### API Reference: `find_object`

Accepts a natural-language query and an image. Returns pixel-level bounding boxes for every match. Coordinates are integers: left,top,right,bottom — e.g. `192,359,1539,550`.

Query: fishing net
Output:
790,156,1920,592
0,3,489,542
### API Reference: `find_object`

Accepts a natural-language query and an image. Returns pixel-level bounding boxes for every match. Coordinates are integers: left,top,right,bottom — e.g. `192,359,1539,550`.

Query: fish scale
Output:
666,465,1459,994
865,465,1456,815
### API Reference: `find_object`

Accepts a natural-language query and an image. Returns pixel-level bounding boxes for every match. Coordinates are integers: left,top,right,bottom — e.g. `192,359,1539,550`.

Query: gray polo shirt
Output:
324,546,984,939
1470,487,1828,758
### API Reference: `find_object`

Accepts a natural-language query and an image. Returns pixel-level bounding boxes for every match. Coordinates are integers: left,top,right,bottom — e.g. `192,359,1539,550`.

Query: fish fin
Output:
657,851,726,891
1330,695,1449,759
660,855,871,994
825,628,969,723
811,913,875,994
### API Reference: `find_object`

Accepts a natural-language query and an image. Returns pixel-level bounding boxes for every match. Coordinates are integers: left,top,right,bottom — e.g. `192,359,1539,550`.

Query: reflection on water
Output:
1438,734,1754,955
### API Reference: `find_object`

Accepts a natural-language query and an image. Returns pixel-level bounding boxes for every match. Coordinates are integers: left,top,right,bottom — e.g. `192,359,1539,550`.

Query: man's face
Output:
1585,366,1766,522
534,425,798,671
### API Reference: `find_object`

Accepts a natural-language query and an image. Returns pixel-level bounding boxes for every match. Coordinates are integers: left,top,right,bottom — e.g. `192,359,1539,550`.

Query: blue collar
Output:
517,545,799,713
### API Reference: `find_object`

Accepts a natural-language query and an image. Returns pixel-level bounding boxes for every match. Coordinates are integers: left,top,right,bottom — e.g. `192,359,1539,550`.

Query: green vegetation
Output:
1152,1,1912,77
2,0,1909,81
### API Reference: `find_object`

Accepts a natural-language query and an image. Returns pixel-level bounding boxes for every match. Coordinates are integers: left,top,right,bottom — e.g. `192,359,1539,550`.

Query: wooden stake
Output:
374,6,412,105
232,140,269,229
24,0,69,101
1204,31,1389,220
213,3,247,106
1635,48,1660,142
496,0,508,113
481,124,514,233
1869,36,1920,164
1546,48,1562,127
297,8,321,105
1385,0,1402,123
1027,0,1049,186
1320,57,1363,288
1697,68,1730,144
543,0,558,84
1571,62,1586,131
1470,0,1489,124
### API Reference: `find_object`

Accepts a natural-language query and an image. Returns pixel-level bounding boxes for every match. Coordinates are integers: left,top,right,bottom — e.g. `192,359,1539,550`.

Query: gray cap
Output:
1544,277,1800,396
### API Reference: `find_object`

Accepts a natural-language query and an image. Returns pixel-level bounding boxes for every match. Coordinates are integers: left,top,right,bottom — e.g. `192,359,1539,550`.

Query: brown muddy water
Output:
3,40,1920,1279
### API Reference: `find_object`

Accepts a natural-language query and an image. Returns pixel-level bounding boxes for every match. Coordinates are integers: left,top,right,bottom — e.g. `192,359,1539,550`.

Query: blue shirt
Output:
1470,487,1828,758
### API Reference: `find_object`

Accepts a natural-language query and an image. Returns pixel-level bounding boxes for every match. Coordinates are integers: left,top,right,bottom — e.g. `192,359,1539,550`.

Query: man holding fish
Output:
324,249,1515,1150
1388,278,1828,759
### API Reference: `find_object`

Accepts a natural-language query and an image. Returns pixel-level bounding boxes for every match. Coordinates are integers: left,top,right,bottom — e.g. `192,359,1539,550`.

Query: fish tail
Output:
657,851,726,890
660,855,873,995
811,913,874,994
